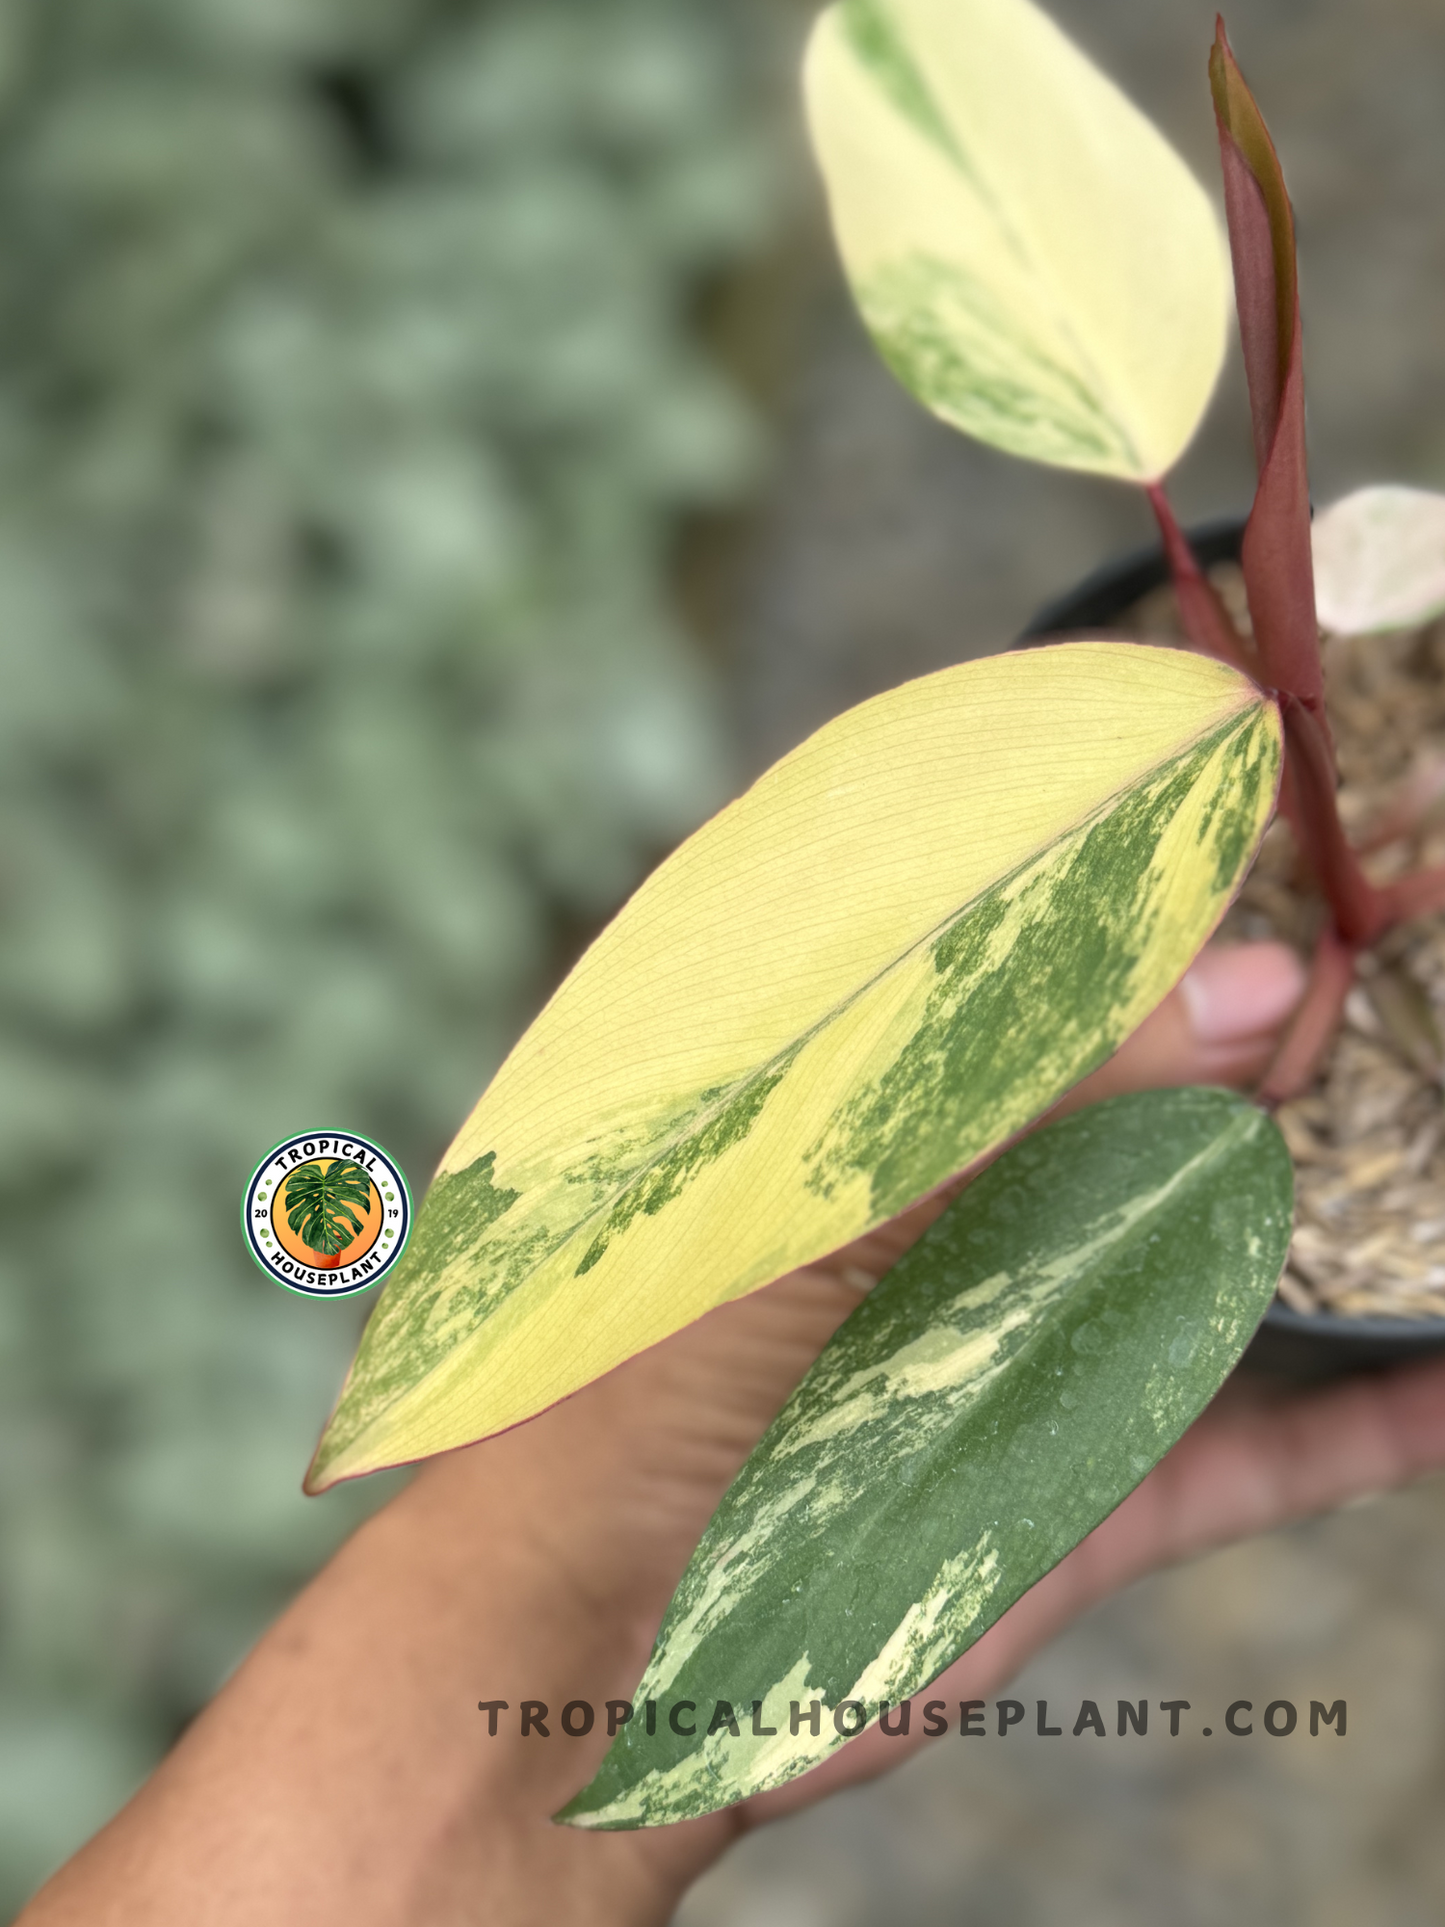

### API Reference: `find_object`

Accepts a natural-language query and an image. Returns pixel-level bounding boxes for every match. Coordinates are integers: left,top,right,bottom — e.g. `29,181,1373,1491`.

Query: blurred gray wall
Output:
0,0,778,1903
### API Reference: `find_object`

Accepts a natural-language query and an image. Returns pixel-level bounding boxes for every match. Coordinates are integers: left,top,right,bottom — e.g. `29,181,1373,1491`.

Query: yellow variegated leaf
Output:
307,645,1279,1490
803,0,1230,481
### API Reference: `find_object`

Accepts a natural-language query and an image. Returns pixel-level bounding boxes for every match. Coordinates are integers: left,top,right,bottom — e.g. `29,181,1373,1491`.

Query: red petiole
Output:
1144,482,1257,681
1257,928,1357,1109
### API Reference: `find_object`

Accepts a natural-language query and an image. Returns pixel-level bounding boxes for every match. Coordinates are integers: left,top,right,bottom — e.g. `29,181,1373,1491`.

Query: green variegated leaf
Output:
307,645,1279,1491
559,1087,1293,1828
804,0,1230,481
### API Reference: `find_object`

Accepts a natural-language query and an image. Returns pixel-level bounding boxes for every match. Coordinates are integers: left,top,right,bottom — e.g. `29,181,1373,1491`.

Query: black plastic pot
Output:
1020,518,1445,1379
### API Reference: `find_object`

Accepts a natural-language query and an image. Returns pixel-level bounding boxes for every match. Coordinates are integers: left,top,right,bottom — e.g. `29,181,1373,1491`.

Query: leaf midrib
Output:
327,703,1257,1478
637,1107,1259,1700
535,713,1246,1259
415,710,1250,1338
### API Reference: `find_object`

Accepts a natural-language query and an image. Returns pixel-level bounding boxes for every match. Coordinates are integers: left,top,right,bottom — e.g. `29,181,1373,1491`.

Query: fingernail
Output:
1179,943,1307,1045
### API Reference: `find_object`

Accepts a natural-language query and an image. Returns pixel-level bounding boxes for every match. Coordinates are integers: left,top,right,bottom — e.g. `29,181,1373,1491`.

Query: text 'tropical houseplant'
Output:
305,0,1445,1826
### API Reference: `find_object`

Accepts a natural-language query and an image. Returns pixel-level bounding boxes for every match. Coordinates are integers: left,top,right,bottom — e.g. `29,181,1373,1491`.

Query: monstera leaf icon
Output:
284,1160,373,1266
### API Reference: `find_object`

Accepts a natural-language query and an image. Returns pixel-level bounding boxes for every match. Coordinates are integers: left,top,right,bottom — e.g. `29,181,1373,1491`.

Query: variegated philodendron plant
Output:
305,0,1445,1828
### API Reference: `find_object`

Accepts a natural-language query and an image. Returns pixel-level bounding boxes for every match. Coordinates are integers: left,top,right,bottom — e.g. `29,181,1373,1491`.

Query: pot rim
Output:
1263,1301,1445,1342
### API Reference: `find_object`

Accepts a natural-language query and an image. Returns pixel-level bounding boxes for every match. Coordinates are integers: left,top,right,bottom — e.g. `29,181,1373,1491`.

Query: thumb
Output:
1055,940,1306,1115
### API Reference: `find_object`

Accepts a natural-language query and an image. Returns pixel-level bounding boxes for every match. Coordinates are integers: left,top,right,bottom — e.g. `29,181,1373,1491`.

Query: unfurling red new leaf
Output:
560,1087,1293,1828
307,645,1279,1492
803,0,1230,482
1209,22,1322,712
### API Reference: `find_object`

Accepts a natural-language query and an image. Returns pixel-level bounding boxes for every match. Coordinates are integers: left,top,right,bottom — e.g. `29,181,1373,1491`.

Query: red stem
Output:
1145,484,1259,680
1279,697,1386,946
1145,486,1391,945
1258,927,1356,1106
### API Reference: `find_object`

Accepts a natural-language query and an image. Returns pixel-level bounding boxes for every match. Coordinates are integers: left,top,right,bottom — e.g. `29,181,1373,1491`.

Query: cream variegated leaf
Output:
559,1088,1293,1827
307,645,1279,1491
803,0,1231,481
1312,485,1445,637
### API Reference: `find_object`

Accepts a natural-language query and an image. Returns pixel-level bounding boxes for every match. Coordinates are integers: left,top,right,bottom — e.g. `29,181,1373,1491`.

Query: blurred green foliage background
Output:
0,0,778,1901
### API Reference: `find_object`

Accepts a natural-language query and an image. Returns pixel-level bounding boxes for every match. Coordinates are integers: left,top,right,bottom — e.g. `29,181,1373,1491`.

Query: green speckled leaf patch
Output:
559,1087,1292,1827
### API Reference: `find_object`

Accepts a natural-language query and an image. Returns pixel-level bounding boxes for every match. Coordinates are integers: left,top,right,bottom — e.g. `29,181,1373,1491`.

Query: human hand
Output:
25,942,1445,1927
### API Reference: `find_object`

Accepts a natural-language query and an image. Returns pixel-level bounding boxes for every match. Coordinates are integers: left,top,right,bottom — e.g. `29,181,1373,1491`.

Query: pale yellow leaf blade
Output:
1312,485,1445,636
307,644,1279,1490
803,0,1230,481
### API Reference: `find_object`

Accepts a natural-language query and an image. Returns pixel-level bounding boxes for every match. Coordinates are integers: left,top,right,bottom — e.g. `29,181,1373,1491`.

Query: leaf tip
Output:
302,1411,371,1494
551,1781,636,1831
1208,22,1237,122
301,1451,333,1497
